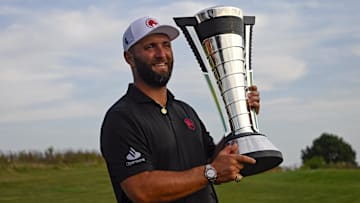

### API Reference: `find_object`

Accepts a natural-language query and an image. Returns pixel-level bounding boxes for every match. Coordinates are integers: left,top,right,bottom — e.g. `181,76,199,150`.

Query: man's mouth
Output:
153,62,167,69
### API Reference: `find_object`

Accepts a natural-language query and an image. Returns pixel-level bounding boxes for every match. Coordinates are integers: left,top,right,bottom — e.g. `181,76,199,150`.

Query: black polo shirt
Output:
100,84,218,203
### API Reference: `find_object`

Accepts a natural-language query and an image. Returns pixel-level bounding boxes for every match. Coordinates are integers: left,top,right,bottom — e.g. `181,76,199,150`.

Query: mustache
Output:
151,58,169,64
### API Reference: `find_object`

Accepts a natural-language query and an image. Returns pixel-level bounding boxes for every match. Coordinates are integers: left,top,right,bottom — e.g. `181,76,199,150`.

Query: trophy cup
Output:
174,6,283,176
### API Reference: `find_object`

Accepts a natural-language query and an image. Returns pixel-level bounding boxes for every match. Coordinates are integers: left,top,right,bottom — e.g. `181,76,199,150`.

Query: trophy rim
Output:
195,5,243,22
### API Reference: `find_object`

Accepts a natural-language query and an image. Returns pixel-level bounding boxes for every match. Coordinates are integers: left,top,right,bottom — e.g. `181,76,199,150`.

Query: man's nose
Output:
155,47,166,58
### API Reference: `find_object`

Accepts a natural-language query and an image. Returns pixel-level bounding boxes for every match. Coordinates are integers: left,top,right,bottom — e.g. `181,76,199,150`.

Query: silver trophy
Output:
174,6,283,176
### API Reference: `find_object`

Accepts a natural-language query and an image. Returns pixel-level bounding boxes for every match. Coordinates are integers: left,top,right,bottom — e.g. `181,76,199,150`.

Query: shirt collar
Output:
127,83,174,105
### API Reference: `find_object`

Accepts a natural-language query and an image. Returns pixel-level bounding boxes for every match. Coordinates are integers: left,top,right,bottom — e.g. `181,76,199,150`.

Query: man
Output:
101,16,260,203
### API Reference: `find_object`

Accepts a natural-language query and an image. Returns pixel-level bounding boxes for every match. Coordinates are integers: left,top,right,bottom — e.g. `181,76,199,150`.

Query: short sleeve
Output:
100,110,154,183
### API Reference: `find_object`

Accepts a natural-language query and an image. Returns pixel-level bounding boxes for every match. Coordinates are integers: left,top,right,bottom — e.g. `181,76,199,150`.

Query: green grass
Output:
0,164,116,203
216,169,360,203
1,164,359,203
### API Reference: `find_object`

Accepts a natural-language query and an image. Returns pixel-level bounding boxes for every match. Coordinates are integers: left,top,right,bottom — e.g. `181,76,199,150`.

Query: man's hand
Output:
211,143,256,184
247,85,260,114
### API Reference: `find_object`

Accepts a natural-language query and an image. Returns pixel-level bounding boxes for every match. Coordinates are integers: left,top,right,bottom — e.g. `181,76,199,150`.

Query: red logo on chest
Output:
184,118,196,131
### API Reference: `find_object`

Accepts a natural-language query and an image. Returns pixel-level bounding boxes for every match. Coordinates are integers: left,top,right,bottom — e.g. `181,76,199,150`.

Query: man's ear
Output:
124,51,135,66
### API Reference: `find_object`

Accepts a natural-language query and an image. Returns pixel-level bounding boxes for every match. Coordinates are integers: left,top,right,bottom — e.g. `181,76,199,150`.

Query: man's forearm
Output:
121,165,208,203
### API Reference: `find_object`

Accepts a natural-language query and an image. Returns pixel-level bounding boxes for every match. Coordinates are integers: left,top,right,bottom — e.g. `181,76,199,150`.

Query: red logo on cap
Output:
184,118,196,131
146,18,158,28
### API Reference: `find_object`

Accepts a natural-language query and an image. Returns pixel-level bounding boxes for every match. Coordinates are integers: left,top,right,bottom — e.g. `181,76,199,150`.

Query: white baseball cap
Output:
123,16,180,51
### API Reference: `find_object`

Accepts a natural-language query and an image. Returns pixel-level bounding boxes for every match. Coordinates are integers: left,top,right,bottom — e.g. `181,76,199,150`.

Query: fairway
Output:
216,169,360,203
0,164,116,203
0,164,359,203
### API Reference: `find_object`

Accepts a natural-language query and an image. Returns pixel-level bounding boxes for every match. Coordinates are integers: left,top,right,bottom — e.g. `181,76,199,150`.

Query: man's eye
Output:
163,42,171,48
145,44,154,49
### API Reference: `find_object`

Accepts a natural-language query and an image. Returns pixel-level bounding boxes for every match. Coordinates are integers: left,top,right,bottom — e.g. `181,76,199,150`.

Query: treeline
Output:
0,147,104,168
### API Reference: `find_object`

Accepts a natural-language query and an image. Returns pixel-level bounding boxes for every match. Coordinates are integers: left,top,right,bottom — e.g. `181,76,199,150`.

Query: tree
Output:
301,133,357,168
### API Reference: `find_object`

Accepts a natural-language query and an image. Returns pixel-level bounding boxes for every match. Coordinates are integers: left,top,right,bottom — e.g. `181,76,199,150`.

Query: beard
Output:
133,56,173,88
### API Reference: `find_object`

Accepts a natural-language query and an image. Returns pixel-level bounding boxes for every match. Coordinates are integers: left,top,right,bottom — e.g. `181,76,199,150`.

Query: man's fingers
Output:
247,85,260,114
237,155,256,165
221,142,239,154
248,85,258,91
221,144,257,165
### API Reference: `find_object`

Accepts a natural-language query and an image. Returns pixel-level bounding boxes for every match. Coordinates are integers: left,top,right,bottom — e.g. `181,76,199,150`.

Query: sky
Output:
0,0,359,167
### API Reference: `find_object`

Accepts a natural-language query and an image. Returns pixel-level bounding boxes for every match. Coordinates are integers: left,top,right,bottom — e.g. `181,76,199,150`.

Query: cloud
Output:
255,55,307,90
0,101,100,123
351,45,360,56
123,1,215,25
0,5,125,123
248,1,359,92
0,68,73,107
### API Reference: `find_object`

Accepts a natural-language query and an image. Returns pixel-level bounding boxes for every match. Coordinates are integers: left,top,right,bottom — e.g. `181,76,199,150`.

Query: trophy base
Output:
225,132,283,176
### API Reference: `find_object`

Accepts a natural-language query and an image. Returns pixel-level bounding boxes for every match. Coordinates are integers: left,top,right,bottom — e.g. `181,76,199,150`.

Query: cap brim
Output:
146,25,180,41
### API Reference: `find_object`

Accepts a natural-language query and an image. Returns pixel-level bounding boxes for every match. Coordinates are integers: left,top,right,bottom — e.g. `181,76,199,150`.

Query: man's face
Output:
130,34,174,88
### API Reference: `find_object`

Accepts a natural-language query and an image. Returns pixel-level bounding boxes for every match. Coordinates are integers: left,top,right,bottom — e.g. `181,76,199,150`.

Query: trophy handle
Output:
173,17,229,133
244,16,260,133
173,17,208,73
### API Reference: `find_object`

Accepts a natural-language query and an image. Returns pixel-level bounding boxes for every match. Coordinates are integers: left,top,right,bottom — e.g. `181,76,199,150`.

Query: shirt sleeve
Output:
100,109,154,183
